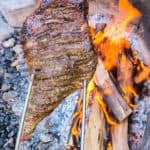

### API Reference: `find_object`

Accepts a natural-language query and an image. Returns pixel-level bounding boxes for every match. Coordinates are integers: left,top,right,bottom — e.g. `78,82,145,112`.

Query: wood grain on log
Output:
84,99,106,150
111,119,129,150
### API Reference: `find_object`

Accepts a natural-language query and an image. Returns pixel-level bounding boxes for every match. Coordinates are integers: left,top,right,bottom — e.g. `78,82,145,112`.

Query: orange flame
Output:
94,87,117,126
107,141,112,150
71,0,144,147
118,0,142,30
135,61,150,83
86,80,117,125
71,98,82,141
92,0,142,70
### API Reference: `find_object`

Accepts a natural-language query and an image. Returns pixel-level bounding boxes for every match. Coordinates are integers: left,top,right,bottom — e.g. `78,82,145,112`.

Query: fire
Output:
107,141,112,150
70,0,148,148
94,87,117,126
93,34,130,70
71,80,117,141
90,0,142,115
118,0,141,30
71,98,82,142
93,0,141,70
135,61,150,84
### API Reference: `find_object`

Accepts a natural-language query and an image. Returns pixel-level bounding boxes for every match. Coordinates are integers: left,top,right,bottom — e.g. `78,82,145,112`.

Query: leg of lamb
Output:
21,0,97,137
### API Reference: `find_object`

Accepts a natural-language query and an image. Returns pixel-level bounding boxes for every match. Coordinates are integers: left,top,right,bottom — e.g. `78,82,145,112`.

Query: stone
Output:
11,60,19,67
13,44,23,55
0,139,4,148
0,68,4,77
8,130,15,138
39,134,52,143
0,49,4,55
0,17,14,44
1,84,11,91
3,138,14,148
4,73,12,80
12,101,24,116
2,91,17,101
2,38,15,48
0,0,37,27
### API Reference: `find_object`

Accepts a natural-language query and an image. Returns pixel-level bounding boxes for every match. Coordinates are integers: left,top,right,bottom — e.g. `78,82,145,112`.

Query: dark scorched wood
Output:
21,0,97,136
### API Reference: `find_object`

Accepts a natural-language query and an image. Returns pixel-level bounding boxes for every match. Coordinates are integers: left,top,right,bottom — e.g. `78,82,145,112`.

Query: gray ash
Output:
128,80,150,150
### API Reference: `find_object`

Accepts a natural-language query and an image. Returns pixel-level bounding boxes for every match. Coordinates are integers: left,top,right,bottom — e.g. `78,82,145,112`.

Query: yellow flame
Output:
107,141,112,150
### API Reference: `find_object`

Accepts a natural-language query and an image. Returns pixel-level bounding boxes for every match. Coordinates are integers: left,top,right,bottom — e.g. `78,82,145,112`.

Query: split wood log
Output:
94,59,132,122
110,54,134,150
84,99,106,150
111,119,129,150
117,53,135,104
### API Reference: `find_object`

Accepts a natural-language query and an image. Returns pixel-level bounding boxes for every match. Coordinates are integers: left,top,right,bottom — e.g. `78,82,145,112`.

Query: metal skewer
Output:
81,80,87,150
15,74,34,150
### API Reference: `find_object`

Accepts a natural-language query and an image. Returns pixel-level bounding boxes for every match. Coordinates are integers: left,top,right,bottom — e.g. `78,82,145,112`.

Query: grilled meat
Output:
22,0,97,136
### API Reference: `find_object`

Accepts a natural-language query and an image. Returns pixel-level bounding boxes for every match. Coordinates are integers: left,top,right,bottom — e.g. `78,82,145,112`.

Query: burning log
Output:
111,119,129,150
87,0,150,149
109,54,134,150
84,99,106,150
134,61,150,84
117,53,136,107
94,59,132,122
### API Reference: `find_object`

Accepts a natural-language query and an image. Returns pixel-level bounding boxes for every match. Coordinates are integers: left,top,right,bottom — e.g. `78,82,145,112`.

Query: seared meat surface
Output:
22,0,97,136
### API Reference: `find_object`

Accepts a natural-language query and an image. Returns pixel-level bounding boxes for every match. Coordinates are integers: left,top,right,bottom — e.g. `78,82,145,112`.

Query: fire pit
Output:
19,0,150,149
0,0,149,150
